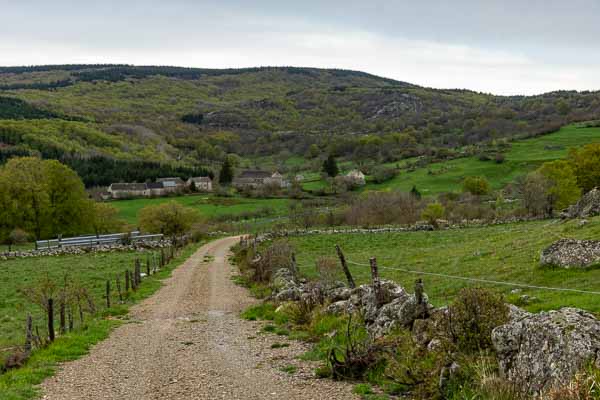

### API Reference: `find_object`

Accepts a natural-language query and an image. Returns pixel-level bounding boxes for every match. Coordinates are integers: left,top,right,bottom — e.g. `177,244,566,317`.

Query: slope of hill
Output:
0,64,599,175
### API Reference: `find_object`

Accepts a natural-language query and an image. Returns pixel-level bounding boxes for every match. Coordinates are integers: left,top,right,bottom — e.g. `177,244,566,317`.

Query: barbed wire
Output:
344,259,600,296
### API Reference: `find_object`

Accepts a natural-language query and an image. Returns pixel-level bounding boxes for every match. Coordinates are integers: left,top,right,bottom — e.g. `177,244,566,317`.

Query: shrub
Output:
345,191,422,227
371,166,398,184
444,288,509,353
421,202,445,226
462,176,491,196
316,257,340,287
253,240,295,282
138,201,199,239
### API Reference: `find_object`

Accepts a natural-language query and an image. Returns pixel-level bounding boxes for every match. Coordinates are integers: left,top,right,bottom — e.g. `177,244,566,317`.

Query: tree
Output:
568,143,600,193
421,202,445,226
0,157,94,240
219,157,234,185
537,160,581,211
410,185,422,199
138,201,199,239
521,172,552,217
462,176,490,196
322,154,339,177
90,203,125,236
7,228,28,252
189,180,197,193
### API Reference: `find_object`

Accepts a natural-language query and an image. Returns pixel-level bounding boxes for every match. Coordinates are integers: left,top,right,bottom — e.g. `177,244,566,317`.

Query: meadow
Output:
301,124,600,195
111,194,291,226
286,216,600,313
0,244,200,400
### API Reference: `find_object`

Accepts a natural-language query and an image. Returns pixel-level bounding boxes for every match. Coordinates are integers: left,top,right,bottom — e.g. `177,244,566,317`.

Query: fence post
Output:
335,244,356,289
116,275,123,301
290,252,298,278
106,280,111,309
24,314,33,354
125,270,130,292
369,257,383,305
58,234,62,249
68,305,74,331
48,298,55,342
59,301,66,334
131,270,137,291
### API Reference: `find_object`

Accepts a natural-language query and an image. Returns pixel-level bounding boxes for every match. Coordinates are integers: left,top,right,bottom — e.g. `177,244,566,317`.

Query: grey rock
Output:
492,307,600,393
540,238,600,268
561,188,600,219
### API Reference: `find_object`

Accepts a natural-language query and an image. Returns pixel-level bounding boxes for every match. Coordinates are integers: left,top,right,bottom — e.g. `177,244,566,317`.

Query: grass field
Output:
111,194,291,226
302,124,600,195
284,217,600,313
0,243,201,400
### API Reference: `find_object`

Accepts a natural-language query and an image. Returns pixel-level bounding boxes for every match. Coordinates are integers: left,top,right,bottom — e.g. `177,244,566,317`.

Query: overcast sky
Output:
1,0,599,95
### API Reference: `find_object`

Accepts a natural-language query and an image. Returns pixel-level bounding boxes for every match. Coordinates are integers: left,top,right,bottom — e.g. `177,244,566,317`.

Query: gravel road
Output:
41,236,357,399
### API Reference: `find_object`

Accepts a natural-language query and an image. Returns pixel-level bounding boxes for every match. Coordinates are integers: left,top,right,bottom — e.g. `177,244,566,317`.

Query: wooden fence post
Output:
24,314,33,354
125,270,130,292
335,245,356,289
369,257,383,305
106,280,111,309
59,301,66,334
116,275,123,301
146,256,151,276
48,298,55,342
68,305,74,331
131,270,137,291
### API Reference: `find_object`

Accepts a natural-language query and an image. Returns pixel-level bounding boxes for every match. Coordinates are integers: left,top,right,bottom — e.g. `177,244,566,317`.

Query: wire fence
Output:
293,255,600,296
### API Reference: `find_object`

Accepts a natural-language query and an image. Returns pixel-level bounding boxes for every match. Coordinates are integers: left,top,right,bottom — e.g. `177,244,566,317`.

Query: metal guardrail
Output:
36,232,163,250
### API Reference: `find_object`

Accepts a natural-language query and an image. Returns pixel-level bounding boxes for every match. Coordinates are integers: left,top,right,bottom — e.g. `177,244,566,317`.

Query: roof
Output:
236,170,273,179
162,181,178,188
110,183,147,191
347,170,365,177
189,176,212,183
156,177,185,184
146,182,164,189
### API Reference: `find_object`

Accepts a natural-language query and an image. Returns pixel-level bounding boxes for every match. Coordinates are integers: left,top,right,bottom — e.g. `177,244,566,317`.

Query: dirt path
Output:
41,237,357,400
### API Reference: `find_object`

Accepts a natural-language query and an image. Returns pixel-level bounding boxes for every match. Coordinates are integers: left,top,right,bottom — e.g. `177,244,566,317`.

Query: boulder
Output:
540,238,600,268
271,268,303,302
369,293,433,337
561,188,600,219
492,307,600,393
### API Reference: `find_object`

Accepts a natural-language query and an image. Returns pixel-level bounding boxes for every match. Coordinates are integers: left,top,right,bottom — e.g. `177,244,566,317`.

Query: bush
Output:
253,240,295,282
421,202,445,226
371,166,398,184
462,176,491,196
444,288,509,353
345,191,423,227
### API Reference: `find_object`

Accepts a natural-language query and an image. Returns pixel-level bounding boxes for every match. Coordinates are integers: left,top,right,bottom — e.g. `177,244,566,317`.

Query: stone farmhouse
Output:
346,170,366,185
107,176,212,199
187,176,213,192
232,170,288,189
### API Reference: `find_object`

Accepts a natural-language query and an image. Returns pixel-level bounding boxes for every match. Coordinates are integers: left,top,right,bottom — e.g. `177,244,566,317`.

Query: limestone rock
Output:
561,188,600,219
540,238,600,268
492,307,600,393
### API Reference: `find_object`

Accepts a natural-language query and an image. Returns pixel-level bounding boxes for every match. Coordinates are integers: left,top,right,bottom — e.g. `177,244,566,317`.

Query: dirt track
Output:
41,236,357,399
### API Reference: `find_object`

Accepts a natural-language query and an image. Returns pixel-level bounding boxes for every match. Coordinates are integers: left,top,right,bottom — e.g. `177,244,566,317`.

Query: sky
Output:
1,0,599,95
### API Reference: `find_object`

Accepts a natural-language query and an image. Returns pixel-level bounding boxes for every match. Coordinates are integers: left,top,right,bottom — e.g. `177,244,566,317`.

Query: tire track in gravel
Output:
41,236,357,400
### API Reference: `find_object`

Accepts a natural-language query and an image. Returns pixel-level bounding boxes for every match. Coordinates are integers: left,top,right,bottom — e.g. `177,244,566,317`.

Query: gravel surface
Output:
41,236,358,399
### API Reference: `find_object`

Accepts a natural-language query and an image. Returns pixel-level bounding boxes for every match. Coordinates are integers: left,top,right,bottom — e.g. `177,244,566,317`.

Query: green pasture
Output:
285,217,600,313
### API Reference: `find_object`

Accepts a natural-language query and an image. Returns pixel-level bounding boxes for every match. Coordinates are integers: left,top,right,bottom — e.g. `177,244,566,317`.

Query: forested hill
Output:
0,64,599,179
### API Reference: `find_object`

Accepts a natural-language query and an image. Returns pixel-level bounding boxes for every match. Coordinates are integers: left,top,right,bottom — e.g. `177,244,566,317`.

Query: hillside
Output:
1,65,600,180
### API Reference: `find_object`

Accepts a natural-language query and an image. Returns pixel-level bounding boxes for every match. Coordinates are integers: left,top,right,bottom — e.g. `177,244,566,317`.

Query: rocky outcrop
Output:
561,188,600,219
492,307,600,393
540,238,600,268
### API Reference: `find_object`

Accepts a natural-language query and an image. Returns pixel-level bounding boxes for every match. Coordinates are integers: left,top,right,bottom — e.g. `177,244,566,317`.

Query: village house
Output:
146,182,166,197
107,183,149,199
186,176,213,192
346,170,366,186
233,170,288,189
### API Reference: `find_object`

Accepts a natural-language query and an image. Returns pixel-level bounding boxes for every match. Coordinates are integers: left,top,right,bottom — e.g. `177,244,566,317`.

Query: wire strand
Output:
345,259,600,296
